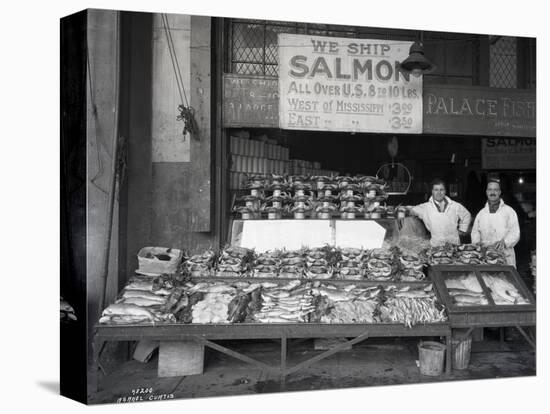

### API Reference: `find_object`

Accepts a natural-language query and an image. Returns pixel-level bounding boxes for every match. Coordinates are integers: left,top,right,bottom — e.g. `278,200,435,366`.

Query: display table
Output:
430,265,536,346
92,321,451,392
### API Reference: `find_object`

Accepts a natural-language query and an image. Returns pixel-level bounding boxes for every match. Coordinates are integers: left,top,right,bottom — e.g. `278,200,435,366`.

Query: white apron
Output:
428,209,461,246
475,211,516,267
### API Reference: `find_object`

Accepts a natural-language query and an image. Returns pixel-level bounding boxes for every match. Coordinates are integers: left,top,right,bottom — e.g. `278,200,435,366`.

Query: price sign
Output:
278,34,422,133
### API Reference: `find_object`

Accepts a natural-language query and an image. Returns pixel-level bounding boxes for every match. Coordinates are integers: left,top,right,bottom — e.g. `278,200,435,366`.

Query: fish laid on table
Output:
172,295,189,315
452,294,488,306
481,273,529,305
186,282,211,294
191,292,235,324
176,292,204,323
125,280,155,292
161,287,184,313
448,288,485,297
117,297,166,307
444,274,484,293
99,315,151,324
101,303,159,322
394,290,432,299
320,299,378,324
242,283,262,293
312,287,354,302
121,290,168,302
206,284,237,294
227,293,251,323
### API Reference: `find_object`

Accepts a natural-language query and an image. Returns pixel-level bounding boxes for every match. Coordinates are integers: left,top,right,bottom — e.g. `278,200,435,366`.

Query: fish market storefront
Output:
61,10,536,403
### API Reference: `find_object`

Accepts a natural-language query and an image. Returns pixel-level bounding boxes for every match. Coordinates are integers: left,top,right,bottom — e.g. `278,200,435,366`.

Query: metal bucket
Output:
418,341,446,376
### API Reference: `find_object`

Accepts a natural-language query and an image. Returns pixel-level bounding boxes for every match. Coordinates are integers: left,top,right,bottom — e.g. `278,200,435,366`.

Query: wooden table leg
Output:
446,334,452,375
90,336,103,393
280,335,287,388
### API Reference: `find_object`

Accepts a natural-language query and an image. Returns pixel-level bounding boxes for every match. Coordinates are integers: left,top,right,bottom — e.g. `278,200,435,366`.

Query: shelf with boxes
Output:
228,132,338,190
229,133,289,190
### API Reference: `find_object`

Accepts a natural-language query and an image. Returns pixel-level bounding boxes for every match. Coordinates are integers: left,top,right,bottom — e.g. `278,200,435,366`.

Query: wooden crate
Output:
158,341,204,377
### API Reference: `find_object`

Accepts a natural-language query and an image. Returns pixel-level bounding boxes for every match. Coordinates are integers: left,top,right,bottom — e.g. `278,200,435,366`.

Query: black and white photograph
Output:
58,3,541,406
4,0,548,412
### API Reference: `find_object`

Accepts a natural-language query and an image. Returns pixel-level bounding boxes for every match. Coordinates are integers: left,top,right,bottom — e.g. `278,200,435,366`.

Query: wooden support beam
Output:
515,326,536,350
284,331,370,376
199,338,275,372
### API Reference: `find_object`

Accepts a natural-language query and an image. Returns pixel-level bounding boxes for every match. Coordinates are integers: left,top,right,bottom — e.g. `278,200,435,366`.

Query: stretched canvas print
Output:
60,8,536,405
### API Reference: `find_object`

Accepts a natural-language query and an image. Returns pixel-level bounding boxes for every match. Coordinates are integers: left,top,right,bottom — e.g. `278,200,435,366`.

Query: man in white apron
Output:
411,179,472,246
471,179,520,267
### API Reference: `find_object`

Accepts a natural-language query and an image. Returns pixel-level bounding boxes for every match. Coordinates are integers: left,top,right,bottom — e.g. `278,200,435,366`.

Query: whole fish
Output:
186,282,211,293
262,290,290,299
242,283,262,293
448,288,484,297
162,287,184,312
394,291,431,299
125,281,154,291
207,284,236,294
173,295,189,315
453,295,488,305
256,317,294,323
102,303,158,320
122,290,167,302
120,297,165,307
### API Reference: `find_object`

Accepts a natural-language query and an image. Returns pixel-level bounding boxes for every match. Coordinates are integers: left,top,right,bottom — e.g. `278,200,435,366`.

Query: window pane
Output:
490,36,517,88
233,62,264,75
233,23,264,63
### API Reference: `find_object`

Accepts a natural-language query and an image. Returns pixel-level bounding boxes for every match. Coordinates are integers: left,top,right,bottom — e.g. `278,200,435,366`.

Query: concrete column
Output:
86,9,120,347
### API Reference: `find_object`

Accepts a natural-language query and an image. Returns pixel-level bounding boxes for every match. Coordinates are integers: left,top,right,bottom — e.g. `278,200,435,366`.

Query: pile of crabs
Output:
425,243,507,266
184,245,427,282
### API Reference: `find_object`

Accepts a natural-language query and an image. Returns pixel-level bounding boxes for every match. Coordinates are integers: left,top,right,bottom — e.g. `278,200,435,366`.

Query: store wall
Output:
148,14,216,256
122,13,216,281
86,9,120,349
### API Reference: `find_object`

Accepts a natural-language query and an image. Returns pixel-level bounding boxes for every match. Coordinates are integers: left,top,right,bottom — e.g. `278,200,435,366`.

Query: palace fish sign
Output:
278,34,422,133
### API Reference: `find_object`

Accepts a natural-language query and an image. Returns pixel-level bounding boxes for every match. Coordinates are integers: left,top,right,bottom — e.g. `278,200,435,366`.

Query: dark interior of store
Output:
227,128,536,283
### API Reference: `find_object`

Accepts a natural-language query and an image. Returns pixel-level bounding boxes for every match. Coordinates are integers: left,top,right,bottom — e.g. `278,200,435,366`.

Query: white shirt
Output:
471,199,520,267
412,196,472,246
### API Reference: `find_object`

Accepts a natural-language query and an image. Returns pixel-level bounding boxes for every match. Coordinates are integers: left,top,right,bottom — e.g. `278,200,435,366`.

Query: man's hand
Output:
493,240,506,250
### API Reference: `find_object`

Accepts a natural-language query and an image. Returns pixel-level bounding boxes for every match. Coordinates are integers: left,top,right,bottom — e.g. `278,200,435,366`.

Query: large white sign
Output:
278,34,422,133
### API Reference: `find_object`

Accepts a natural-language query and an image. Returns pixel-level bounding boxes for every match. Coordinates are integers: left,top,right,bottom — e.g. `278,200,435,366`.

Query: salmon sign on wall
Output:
278,34,422,133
